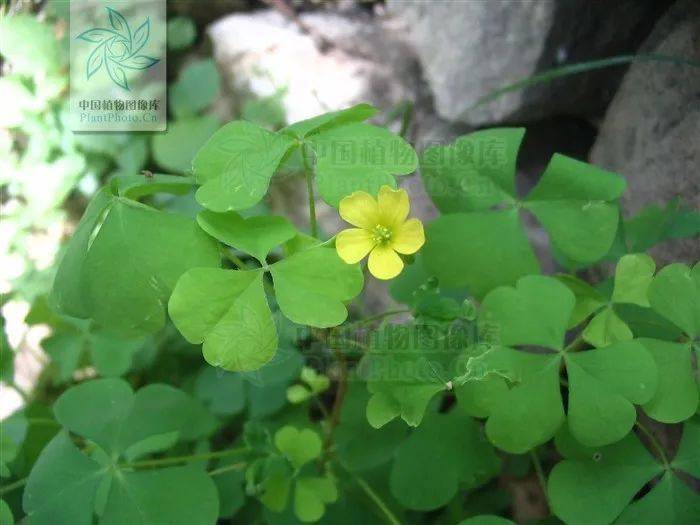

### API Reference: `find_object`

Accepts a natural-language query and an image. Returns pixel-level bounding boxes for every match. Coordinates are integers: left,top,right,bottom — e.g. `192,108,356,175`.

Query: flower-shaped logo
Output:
76,7,159,91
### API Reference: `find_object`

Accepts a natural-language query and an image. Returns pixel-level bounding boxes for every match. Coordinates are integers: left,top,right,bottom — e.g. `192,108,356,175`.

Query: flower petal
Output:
339,191,380,229
392,218,425,255
377,185,409,229
368,245,404,280
336,228,375,264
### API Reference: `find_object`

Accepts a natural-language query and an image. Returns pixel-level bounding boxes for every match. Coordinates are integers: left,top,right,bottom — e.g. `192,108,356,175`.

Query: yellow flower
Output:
336,185,425,280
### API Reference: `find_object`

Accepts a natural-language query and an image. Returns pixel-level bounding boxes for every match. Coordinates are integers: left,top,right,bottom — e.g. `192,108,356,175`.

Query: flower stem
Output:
0,477,27,496
301,144,318,238
530,449,549,506
635,421,670,469
208,462,247,477
342,309,411,330
353,472,402,525
122,447,250,469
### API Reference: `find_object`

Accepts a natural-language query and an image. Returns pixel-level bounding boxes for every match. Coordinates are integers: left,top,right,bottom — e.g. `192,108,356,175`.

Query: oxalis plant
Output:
1,103,699,525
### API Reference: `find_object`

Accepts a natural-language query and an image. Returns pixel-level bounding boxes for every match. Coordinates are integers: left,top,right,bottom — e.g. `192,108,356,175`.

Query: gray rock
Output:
206,9,422,123
590,0,700,264
386,0,664,125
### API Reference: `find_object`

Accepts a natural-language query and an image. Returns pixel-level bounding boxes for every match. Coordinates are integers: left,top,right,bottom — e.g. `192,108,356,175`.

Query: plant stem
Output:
122,447,250,470
301,144,318,238
353,473,402,525
563,334,586,353
0,477,27,496
529,449,549,506
322,347,348,458
221,248,249,270
399,101,413,139
208,462,247,477
635,421,670,469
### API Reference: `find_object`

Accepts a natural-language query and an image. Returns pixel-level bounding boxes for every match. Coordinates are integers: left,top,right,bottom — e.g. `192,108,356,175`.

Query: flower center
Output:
371,224,392,245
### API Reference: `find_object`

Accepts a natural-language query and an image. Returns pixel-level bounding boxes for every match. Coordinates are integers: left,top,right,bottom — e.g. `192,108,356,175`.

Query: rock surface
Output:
590,0,700,264
386,0,665,125
207,9,422,123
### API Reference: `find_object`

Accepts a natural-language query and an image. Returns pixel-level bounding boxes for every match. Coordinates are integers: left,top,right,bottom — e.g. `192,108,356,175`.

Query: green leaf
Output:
334,382,407,471
167,17,197,50
168,268,277,371
523,154,626,263
625,199,700,253
293,476,338,522
361,323,455,428
611,254,655,306
0,410,28,478
193,120,295,212
308,123,418,207
640,339,698,423
281,103,377,139
548,431,659,525
648,262,700,338
170,59,220,118
0,315,13,383
113,173,195,200
421,128,523,212
273,426,322,470
195,366,246,416
582,306,633,348
478,275,574,350
52,193,220,337
564,341,657,446
0,15,63,75
23,432,104,525
0,499,13,525
270,246,363,328
100,465,219,525
389,408,500,511
423,210,539,298
152,116,221,174
458,517,515,525
197,210,296,264
672,416,700,478
556,274,606,328
615,472,700,525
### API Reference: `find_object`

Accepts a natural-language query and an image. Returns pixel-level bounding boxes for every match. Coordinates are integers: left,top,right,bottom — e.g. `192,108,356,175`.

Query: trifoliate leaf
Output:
22,432,104,525
421,129,625,297
51,192,220,337
564,341,657,446
294,476,338,522
389,408,500,511
152,116,221,174
548,430,659,525
168,268,277,372
639,338,698,423
193,120,296,212
360,323,458,428
307,122,418,207
549,422,700,525
53,378,195,457
648,262,700,339
273,426,322,470
197,210,296,264
270,246,363,328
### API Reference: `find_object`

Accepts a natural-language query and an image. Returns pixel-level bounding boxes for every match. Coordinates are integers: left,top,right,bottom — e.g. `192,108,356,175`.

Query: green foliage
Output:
167,16,197,51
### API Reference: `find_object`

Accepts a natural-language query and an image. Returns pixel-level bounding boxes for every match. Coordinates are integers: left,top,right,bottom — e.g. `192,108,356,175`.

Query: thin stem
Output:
208,462,246,477
635,421,670,469
26,417,60,427
529,450,549,506
563,334,586,353
301,144,318,238
353,473,402,525
322,347,348,458
122,447,250,470
0,477,27,496
399,101,414,139
220,248,249,270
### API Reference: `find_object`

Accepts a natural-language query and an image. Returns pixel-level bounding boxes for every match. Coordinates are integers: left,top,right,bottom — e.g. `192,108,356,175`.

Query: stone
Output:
206,9,421,123
590,0,700,264
386,0,665,126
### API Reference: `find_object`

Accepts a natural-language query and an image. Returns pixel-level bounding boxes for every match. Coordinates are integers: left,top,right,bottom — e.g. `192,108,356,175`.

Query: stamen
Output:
372,224,392,245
